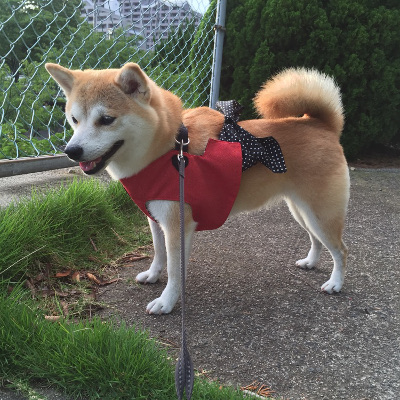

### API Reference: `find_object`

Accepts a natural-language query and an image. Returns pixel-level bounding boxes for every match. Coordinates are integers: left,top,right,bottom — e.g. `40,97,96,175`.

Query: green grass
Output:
0,179,251,399
0,286,248,399
0,178,150,280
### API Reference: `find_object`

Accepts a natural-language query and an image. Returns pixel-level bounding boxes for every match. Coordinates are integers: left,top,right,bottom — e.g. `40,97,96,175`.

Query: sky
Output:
104,0,210,15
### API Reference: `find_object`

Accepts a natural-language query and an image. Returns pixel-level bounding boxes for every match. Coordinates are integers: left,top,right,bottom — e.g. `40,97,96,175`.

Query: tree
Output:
0,0,82,80
154,18,198,72
45,24,141,70
220,0,400,159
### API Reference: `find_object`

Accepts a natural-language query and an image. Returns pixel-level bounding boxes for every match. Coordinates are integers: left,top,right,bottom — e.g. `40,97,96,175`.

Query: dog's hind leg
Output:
320,239,348,294
287,201,322,269
136,218,167,284
286,198,348,293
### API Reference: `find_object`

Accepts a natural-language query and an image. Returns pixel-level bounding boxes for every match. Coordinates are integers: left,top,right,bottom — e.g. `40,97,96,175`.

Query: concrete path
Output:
0,167,399,399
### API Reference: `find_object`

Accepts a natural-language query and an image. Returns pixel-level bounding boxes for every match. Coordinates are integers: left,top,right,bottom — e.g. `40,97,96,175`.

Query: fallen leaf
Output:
99,278,121,286
131,255,150,261
240,381,274,398
87,273,101,285
121,263,136,268
119,253,150,264
45,316,61,322
55,270,71,278
71,271,80,282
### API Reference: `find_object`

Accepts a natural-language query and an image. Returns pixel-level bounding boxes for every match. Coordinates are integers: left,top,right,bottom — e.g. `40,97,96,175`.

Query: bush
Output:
220,0,400,159
0,61,71,159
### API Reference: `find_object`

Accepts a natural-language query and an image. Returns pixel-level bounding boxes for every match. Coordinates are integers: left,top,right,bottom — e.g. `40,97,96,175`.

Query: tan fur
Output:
46,63,350,313
254,68,344,134
46,63,183,170
182,86,348,227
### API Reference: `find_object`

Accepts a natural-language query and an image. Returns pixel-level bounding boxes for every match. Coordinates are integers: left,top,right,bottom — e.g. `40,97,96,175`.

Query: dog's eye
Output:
99,115,116,126
71,116,78,124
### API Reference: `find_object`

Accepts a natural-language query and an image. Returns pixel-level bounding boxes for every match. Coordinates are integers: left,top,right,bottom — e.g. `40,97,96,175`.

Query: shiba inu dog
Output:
46,62,349,314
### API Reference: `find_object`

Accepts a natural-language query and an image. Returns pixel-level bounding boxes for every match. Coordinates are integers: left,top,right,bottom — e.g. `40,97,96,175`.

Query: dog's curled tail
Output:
254,68,344,135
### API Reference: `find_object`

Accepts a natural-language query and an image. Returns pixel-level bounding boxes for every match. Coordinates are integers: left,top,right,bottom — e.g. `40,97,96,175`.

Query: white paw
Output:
146,296,176,315
321,278,343,294
296,257,317,269
136,269,161,284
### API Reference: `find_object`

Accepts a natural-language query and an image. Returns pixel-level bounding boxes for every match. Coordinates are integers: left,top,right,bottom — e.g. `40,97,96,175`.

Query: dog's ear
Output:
115,63,151,103
45,63,75,96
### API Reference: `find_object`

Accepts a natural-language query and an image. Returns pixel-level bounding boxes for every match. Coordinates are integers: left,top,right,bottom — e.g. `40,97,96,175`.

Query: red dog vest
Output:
120,139,242,231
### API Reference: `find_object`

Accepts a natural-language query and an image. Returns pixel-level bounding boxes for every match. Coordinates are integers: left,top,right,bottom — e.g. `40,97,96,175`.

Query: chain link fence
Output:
0,0,216,164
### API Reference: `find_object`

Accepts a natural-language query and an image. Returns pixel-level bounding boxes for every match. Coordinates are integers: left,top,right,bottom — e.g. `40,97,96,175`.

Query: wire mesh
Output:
0,0,215,161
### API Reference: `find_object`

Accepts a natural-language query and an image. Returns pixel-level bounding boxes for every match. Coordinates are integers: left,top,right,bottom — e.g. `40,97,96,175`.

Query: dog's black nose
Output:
64,145,83,161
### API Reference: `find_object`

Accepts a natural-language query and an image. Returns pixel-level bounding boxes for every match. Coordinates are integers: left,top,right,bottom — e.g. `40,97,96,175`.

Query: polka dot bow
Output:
216,100,287,173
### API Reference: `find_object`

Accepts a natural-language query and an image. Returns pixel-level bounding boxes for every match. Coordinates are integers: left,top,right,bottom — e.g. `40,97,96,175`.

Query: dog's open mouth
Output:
79,140,124,175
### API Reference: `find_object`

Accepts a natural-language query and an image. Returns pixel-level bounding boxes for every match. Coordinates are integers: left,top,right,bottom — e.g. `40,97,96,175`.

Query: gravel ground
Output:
0,166,399,400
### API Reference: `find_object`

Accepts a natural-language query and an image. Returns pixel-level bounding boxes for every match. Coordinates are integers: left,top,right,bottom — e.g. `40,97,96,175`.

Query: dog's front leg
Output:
145,200,197,314
136,218,167,283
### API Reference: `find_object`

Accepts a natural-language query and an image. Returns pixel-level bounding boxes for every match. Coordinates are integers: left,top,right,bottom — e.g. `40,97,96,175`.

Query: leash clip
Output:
176,138,190,161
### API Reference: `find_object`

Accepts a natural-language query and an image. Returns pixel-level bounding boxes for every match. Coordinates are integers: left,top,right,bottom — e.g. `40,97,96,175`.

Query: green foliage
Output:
152,8,218,108
0,14,77,160
151,65,195,107
0,60,71,158
0,0,83,79
153,18,198,72
45,24,143,70
220,0,400,159
0,130,69,159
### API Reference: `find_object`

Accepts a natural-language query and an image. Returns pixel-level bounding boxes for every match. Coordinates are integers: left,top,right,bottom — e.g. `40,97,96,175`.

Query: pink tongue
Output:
79,157,102,172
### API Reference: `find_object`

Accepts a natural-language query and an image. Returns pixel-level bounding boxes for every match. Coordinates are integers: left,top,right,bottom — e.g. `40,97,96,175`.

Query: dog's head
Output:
46,63,179,178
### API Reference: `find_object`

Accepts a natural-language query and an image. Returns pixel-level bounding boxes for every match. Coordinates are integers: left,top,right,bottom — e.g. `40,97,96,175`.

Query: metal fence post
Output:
209,0,227,109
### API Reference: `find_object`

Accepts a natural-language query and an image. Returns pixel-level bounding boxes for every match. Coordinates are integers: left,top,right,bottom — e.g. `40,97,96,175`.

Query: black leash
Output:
175,126,194,400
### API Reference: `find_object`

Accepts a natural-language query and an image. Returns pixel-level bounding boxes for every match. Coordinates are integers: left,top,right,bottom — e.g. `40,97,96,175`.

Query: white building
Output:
81,1,138,38
81,0,202,50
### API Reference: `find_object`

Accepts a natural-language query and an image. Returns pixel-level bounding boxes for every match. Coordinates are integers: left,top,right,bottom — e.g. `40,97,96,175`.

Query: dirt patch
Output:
348,145,400,169
97,168,400,400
